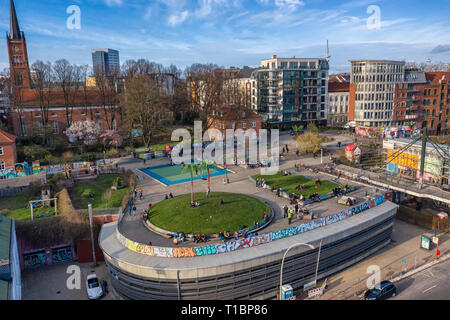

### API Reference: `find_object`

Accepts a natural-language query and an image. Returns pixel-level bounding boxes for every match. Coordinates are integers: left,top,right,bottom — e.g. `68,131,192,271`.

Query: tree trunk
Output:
207,168,211,191
190,173,194,204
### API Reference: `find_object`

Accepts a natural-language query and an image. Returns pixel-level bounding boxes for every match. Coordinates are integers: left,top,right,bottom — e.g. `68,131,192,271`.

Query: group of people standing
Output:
283,204,311,225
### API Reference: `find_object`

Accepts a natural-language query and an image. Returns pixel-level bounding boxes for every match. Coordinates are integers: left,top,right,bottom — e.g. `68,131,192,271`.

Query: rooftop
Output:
425,72,450,83
349,60,405,64
0,129,16,144
0,280,8,300
328,81,350,93
0,215,12,263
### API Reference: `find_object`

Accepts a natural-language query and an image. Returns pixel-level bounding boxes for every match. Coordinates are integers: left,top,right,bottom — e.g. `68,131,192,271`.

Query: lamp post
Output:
279,242,315,300
88,204,98,268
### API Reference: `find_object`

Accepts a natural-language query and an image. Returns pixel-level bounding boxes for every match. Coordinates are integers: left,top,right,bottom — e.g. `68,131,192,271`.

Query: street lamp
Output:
279,242,315,300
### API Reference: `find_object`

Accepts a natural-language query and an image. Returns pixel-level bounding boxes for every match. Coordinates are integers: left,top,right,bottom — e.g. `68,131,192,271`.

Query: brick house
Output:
0,129,17,172
207,106,263,140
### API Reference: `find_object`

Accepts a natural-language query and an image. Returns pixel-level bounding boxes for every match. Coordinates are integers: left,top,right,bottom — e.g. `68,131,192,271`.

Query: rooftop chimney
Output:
272,55,277,59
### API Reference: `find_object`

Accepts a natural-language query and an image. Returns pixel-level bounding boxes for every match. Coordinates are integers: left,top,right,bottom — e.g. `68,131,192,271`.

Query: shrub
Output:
106,148,119,158
124,146,134,154
23,144,50,161
62,151,74,161
113,176,122,187
102,189,112,202
296,131,322,155
0,209,10,216
48,173,66,191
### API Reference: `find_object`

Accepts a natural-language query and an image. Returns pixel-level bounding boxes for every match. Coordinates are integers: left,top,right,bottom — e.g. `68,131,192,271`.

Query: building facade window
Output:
0,162,4,170
0,146,3,155
52,121,58,134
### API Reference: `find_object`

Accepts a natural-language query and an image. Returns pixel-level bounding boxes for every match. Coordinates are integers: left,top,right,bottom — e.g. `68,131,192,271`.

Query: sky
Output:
0,0,449,74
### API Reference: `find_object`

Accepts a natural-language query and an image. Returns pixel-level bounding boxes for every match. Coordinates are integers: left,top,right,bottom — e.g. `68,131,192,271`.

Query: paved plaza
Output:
117,141,374,247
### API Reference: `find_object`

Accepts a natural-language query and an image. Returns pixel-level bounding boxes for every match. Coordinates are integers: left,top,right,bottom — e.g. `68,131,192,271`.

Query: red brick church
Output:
6,0,121,139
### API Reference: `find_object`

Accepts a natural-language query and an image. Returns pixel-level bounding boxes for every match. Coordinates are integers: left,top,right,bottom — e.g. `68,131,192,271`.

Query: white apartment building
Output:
328,81,350,127
250,55,329,128
350,60,405,128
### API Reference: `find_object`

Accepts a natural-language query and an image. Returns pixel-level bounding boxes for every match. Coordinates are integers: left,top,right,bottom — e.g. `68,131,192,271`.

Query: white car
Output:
86,274,103,300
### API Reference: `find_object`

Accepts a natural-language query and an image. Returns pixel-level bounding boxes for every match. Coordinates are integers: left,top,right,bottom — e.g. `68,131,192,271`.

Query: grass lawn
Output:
70,174,129,209
149,192,269,234
252,172,339,198
0,192,56,221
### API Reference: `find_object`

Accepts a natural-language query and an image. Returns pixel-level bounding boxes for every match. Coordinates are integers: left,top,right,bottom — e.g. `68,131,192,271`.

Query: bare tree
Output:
68,64,84,122
31,60,54,143
121,75,167,148
185,63,223,129
4,68,27,137
53,59,74,127
78,64,92,119
93,68,120,131
405,61,449,72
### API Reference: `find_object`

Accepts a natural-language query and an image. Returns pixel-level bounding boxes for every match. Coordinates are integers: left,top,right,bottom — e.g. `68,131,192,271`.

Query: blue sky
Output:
1,0,449,73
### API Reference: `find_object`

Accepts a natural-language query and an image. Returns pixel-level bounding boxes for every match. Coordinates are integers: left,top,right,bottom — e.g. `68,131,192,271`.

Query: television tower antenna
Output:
325,40,331,61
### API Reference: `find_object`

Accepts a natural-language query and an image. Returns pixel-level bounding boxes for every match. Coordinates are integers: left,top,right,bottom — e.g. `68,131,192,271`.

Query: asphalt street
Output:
391,258,450,300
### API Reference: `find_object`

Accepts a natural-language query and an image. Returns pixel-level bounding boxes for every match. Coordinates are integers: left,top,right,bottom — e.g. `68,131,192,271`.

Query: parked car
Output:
86,274,104,300
364,281,397,300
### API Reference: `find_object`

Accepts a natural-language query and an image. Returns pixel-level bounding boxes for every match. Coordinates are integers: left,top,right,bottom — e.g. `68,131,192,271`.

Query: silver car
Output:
86,274,103,300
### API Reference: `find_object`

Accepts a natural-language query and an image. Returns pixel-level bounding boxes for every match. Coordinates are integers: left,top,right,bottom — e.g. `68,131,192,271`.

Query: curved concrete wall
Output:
100,200,398,300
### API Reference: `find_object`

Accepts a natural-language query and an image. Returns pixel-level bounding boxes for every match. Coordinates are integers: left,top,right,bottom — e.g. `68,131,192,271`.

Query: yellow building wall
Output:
86,77,97,87
387,150,419,170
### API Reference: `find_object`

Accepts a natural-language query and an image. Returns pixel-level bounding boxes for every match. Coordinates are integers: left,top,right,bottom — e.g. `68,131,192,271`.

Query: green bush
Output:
106,148,119,158
113,176,122,187
102,189,112,202
23,144,51,161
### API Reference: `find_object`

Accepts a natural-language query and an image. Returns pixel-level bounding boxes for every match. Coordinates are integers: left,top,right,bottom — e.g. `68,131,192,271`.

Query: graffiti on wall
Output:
116,195,386,259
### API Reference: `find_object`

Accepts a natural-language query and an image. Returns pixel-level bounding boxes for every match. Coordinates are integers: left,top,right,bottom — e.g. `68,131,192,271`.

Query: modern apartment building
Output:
349,60,405,128
250,55,329,128
92,49,120,76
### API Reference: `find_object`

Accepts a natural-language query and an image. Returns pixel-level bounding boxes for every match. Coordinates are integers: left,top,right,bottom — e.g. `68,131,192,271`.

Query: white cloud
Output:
104,0,123,6
275,0,305,8
168,10,190,26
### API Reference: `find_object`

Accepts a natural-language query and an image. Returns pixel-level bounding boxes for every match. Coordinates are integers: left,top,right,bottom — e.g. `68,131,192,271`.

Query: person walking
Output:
283,205,288,218
132,206,137,216
288,209,293,225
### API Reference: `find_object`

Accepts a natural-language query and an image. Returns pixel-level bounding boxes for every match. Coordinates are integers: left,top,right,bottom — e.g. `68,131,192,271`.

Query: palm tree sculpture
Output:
200,160,219,193
182,163,199,205
292,125,304,138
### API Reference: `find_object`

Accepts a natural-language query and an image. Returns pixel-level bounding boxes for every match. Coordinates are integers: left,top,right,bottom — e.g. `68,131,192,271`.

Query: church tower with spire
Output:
6,0,32,89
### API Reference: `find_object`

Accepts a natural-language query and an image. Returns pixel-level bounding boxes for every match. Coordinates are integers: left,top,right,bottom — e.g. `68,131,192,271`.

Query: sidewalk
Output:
316,219,449,300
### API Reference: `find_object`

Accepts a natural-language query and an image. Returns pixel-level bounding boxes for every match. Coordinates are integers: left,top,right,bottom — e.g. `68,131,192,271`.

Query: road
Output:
391,258,450,300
